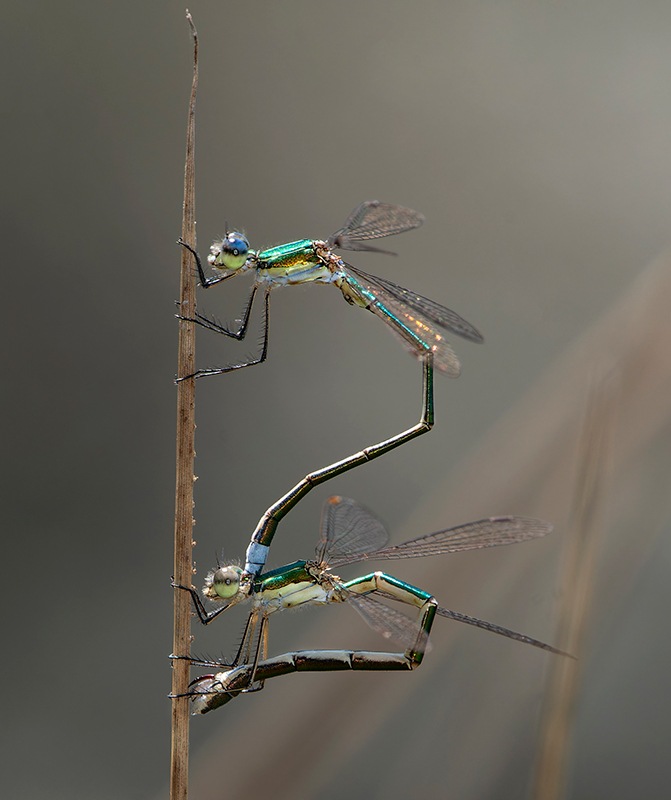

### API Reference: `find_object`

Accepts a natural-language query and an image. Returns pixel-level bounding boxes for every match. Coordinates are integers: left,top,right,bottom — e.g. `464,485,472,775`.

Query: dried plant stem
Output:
170,11,198,800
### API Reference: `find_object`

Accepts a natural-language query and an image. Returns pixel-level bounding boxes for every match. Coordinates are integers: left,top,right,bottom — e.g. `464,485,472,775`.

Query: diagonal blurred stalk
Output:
170,12,198,800
530,373,616,800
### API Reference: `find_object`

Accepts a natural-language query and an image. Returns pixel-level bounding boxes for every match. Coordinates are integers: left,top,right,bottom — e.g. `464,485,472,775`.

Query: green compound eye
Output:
212,566,242,599
208,232,249,271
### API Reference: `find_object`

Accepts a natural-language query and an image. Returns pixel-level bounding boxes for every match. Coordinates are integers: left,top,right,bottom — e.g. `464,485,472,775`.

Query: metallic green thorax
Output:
252,560,311,594
255,239,316,265
253,239,334,285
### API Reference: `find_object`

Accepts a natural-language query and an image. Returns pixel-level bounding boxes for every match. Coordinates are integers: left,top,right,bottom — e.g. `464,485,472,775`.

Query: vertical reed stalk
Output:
170,11,198,800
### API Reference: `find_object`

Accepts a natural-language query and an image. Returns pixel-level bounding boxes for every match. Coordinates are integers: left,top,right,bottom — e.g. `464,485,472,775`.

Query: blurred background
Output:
2,1,671,798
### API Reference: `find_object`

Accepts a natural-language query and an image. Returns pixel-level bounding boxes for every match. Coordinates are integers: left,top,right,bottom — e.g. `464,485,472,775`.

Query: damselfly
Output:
178,201,482,380
175,496,567,707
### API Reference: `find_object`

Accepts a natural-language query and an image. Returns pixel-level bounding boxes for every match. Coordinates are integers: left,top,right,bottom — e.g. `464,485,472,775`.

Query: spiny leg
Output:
167,653,238,701
177,285,271,381
242,613,269,693
169,610,257,676
195,610,268,696
234,609,261,668
170,579,232,625
170,654,233,669
178,238,229,289
176,277,258,340
177,290,257,338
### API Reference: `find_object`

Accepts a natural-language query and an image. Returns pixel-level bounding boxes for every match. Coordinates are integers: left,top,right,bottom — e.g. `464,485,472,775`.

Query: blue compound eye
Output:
224,233,249,259
208,232,249,270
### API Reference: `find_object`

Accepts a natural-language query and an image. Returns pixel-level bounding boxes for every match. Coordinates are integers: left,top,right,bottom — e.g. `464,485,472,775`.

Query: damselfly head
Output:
208,232,249,271
203,564,244,602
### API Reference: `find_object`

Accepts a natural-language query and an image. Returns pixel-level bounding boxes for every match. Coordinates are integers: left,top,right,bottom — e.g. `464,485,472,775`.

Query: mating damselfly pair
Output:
173,201,567,711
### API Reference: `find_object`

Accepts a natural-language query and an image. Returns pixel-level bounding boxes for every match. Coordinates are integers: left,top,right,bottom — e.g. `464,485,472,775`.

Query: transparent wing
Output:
327,201,425,253
339,264,460,376
315,496,389,567
346,264,484,344
367,589,569,656
337,263,481,377
329,516,552,568
346,592,430,652
436,607,570,657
